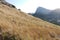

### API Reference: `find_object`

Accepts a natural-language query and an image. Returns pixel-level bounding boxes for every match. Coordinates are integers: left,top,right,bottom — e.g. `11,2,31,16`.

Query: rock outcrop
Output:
0,0,16,8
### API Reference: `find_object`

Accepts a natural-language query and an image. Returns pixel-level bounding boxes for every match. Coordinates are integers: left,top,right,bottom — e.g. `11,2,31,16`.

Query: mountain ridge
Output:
35,7,51,14
32,7,60,25
0,0,16,8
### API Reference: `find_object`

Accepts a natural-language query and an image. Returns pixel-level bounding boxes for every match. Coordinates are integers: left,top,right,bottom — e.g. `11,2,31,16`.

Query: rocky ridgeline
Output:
0,0,16,8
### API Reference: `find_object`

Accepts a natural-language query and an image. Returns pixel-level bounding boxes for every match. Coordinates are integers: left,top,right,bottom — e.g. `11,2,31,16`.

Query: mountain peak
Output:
37,7,45,9
35,7,51,14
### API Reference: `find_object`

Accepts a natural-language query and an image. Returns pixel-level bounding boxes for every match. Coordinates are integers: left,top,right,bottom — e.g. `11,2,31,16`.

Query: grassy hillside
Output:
0,4,60,40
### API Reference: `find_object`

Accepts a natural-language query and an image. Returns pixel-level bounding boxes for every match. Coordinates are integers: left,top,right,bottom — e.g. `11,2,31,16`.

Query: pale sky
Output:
6,0,60,13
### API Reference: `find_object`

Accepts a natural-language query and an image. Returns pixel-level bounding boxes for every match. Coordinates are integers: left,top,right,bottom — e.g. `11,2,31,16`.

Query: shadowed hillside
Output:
32,7,60,25
0,4,60,40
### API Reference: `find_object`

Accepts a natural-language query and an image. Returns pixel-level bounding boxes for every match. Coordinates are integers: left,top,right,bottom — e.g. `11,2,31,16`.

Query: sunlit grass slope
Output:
0,4,60,40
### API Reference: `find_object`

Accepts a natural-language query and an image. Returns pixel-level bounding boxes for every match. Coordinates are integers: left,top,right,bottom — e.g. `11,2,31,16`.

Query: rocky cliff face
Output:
0,4,60,40
35,7,51,14
32,7,60,25
32,7,51,22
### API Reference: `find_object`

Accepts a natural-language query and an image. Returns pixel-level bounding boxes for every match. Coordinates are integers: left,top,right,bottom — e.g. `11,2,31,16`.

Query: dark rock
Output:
32,7,60,25
0,0,16,8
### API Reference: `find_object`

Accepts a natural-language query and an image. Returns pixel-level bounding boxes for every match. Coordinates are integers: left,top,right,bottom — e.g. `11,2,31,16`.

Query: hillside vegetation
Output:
0,4,60,40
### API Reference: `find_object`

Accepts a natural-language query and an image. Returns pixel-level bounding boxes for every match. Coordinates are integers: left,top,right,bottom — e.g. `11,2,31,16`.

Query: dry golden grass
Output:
0,4,60,40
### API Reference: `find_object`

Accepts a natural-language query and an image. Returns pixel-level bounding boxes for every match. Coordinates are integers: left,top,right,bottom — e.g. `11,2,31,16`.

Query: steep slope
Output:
33,7,51,17
35,7,50,14
32,7,51,23
0,4,60,40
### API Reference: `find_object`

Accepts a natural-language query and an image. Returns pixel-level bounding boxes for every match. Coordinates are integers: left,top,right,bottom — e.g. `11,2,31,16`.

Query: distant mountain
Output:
32,7,60,25
33,7,51,21
47,9,60,25
35,7,51,14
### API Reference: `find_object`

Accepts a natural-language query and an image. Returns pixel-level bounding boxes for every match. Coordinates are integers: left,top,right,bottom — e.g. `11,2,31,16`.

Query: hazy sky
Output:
6,0,60,13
